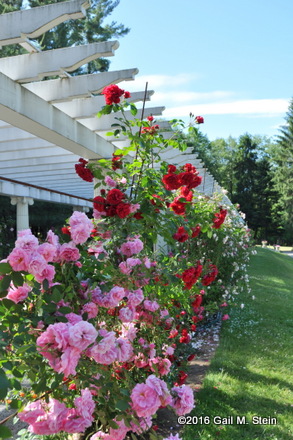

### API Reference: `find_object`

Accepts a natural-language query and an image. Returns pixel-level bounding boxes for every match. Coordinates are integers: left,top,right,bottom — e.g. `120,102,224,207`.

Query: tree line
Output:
187,99,293,245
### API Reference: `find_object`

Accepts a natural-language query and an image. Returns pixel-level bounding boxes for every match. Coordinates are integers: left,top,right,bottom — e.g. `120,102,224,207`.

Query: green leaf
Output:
115,399,130,411
1,299,15,310
0,374,10,400
42,279,49,291
120,389,130,396
12,368,23,379
0,425,12,439
108,420,119,429
58,307,72,314
11,272,23,287
0,263,11,275
9,398,23,410
130,103,137,116
51,289,62,303
0,276,11,292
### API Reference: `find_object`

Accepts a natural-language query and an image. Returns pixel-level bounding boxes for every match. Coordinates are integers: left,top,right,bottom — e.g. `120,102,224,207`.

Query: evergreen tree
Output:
0,0,129,72
231,134,279,241
271,98,293,243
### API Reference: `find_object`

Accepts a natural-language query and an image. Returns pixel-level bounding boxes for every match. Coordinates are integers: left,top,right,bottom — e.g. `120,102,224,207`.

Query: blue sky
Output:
106,0,293,141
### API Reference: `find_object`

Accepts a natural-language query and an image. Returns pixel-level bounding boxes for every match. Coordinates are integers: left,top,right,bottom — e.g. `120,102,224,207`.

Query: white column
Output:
10,197,34,232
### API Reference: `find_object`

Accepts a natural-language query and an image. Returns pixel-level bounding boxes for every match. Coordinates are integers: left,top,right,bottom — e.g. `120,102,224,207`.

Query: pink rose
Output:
7,247,30,271
59,242,80,262
131,382,161,417
6,283,31,303
68,321,98,351
171,385,194,415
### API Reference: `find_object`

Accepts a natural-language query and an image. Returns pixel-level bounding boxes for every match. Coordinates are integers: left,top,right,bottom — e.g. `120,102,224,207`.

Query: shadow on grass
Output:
186,385,292,440
209,362,293,393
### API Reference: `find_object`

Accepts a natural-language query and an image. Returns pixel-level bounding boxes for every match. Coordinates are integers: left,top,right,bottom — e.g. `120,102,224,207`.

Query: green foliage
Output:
187,129,280,243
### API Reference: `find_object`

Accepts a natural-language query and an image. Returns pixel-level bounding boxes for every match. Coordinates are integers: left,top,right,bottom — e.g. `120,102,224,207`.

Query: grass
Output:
183,248,293,440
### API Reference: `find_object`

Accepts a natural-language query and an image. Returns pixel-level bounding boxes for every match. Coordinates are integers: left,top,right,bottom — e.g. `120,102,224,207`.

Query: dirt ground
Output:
153,321,222,439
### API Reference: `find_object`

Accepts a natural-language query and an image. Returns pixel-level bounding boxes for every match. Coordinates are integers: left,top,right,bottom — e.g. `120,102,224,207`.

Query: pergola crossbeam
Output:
23,68,139,103
0,0,90,49
0,41,119,83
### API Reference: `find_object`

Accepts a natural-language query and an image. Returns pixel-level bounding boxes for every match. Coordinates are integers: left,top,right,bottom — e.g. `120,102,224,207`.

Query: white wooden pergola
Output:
0,0,224,232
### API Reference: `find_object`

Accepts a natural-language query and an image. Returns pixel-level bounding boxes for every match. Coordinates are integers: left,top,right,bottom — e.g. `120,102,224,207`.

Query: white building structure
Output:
0,0,225,232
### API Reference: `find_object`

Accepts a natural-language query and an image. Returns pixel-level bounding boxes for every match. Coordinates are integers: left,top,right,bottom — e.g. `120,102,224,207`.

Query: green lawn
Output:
183,248,293,440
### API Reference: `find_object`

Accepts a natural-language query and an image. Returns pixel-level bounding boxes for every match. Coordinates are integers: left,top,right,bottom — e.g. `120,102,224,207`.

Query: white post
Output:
10,197,34,232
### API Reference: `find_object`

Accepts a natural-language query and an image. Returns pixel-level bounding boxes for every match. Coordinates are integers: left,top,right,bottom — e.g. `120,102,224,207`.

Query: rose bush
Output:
0,85,252,440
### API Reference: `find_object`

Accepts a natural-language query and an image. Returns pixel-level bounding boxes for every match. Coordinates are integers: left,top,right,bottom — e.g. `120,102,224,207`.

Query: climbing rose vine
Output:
0,86,252,440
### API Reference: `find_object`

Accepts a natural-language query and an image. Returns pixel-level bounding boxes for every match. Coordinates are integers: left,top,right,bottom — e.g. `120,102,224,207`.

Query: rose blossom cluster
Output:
75,158,94,182
102,84,130,105
161,163,202,216
176,263,203,290
18,388,95,435
172,225,201,242
93,187,139,220
212,207,228,229
6,212,92,285
36,320,98,377
130,375,194,418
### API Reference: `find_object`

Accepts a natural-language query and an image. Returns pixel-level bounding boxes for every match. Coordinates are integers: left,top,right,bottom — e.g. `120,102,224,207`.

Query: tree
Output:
231,134,279,241
0,0,130,73
270,98,293,243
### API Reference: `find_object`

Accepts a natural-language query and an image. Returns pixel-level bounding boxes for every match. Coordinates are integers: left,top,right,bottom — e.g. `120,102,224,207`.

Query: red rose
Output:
93,196,106,212
188,174,202,189
180,186,193,201
61,226,71,236
147,115,154,122
179,263,203,290
168,164,177,174
124,91,131,98
133,212,143,220
170,199,186,216
75,158,93,182
177,371,188,384
106,188,125,205
173,226,189,242
102,84,125,105
201,264,219,286
116,202,131,218
162,173,182,191
195,116,204,124
212,208,227,229
184,163,196,173
192,294,203,309
105,205,117,217
178,172,195,187
112,154,123,170
141,125,159,135
191,225,201,238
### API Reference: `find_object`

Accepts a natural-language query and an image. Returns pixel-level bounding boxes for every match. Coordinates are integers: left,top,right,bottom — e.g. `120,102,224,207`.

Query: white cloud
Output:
162,99,289,118
119,73,289,120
